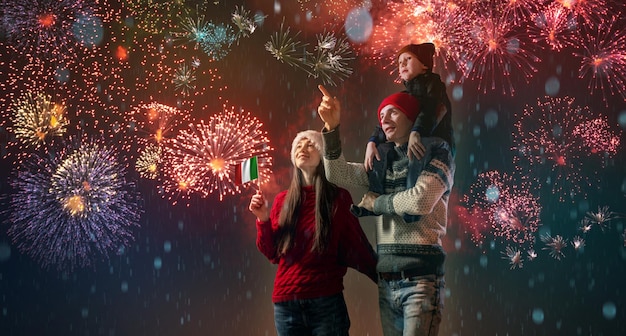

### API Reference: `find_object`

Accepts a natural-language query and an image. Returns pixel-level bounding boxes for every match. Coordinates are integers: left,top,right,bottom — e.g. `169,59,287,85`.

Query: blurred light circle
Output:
618,110,626,128
452,85,463,101
72,14,104,47
154,257,162,270
484,109,498,128
345,7,373,43
545,76,560,96
602,302,617,320
485,185,500,202
0,242,11,262
479,255,488,267
532,308,544,324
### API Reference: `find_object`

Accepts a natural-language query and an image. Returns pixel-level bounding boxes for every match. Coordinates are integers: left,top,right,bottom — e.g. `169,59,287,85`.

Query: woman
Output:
249,130,377,336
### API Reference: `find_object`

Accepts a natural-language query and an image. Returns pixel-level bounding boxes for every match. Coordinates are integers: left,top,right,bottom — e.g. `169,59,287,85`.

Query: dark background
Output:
1,1,625,335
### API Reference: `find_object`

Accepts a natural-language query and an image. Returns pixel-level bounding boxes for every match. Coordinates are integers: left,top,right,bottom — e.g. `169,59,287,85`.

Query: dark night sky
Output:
1,1,625,335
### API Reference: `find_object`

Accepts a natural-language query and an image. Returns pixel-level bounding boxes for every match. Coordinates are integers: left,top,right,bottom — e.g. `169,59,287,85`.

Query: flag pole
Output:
256,160,261,193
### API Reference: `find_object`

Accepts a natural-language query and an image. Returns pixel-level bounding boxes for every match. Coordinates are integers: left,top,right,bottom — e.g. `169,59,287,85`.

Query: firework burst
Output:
265,22,354,86
8,91,69,148
265,20,311,73
172,62,197,96
125,0,202,35
574,17,626,104
1,0,94,63
584,206,622,231
136,144,162,179
541,233,567,260
572,117,621,159
363,0,471,77
160,106,273,203
553,0,609,27
201,22,236,61
461,170,542,251
128,102,189,147
307,31,354,86
7,138,142,271
458,2,540,95
571,236,585,251
512,96,605,202
501,246,523,270
529,3,578,51
231,6,263,42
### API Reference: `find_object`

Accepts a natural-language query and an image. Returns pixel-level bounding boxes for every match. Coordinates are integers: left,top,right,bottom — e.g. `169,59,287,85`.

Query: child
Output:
364,42,454,171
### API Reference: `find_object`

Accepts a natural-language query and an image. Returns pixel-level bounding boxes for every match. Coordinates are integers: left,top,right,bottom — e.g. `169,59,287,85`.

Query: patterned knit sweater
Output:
322,126,455,273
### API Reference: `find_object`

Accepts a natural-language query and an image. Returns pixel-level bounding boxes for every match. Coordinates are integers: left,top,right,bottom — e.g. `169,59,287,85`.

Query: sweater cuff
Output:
256,218,270,227
322,126,342,160
373,194,394,215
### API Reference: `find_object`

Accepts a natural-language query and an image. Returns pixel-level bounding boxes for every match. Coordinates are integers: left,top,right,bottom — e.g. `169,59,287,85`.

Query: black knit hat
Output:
397,42,436,69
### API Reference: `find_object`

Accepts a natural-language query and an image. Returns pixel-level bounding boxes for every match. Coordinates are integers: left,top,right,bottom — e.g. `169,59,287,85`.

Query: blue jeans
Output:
378,275,444,336
273,293,350,336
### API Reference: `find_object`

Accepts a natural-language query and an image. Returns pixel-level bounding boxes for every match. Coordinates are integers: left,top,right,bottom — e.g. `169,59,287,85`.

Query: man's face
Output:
379,105,412,144
398,51,427,81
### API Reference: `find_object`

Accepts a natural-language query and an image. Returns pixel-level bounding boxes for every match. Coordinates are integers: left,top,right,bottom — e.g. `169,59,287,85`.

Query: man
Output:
317,85,455,336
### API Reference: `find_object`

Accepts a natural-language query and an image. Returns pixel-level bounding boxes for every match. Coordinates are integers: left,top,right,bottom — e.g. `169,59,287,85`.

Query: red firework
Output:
574,16,626,104
461,170,542,251
159,106,273,204
458,1,540,96
511,96,609,202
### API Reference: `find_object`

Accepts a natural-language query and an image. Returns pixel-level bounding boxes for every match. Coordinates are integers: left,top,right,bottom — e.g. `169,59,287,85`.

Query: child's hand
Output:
408,131,426,160
364,141,380,171
357,192,380,211
249,190,269,222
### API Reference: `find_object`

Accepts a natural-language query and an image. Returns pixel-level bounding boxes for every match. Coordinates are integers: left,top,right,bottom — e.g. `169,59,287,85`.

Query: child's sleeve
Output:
411,77,448,136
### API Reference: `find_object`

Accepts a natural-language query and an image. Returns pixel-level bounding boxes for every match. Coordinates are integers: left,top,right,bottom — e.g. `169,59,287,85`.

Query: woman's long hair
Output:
276,161,337,255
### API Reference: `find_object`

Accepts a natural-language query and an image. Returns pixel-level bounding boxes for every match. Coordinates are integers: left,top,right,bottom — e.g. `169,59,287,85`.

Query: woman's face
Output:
294,138,321,172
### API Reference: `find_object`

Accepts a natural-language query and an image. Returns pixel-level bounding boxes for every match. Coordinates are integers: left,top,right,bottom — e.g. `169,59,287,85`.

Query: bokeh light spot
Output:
602,302,617,320
532,308,544,324
72,14,104,47
345,7,373,44
0,242,11,262
618,110,626,128
484,109,498,128
452,85,463,101
545,76,560,96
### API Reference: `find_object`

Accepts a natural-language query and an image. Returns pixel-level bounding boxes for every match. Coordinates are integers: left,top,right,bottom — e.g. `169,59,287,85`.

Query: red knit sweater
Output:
256,186,377,303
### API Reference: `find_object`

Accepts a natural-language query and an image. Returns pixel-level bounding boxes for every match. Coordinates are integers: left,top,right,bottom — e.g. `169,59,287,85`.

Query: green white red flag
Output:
235,156,258,184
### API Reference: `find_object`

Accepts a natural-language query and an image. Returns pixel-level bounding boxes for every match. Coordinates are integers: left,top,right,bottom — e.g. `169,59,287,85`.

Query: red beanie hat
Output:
377,92,420,124
397,42,436,69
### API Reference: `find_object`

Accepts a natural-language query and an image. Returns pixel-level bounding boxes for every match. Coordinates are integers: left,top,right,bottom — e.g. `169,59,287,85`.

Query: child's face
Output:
398,52,427,81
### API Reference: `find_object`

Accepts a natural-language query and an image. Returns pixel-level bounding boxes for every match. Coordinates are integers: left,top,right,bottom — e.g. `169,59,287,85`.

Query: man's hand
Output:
317,85,341,130
357,192,380,211
364,141,380,171
408,131,426,160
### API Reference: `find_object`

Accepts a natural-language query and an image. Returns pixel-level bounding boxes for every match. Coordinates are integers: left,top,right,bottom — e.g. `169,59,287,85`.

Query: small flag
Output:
235,156,259,184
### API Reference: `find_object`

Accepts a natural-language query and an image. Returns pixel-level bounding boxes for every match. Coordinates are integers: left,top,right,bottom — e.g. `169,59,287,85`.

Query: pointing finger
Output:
318,84,331,97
